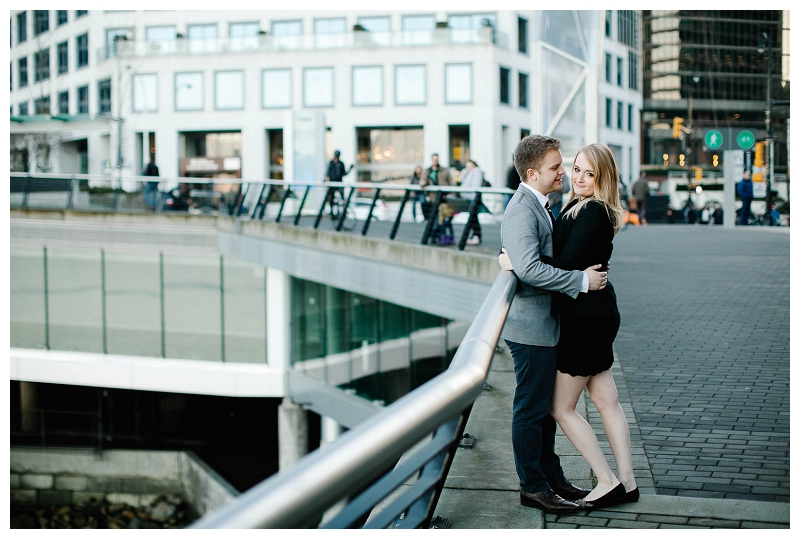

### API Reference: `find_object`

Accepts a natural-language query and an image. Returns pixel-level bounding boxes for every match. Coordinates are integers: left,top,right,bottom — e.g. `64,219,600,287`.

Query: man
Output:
631,171,649,225
500,135,607,514
325,150,354,215
420,153,453,222
737,171,754,225
142,158,160,211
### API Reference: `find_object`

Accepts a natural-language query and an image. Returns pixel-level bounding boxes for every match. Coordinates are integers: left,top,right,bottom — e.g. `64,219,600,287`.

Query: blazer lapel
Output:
518,186,553,232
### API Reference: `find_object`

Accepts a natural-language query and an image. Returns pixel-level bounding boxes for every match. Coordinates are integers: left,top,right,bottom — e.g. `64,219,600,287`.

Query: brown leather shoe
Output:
520,489,580,513
551,481,592,501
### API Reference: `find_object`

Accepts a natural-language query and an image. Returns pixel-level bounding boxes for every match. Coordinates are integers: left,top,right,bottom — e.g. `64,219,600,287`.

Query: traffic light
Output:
754,142,765,167
673,117,684,139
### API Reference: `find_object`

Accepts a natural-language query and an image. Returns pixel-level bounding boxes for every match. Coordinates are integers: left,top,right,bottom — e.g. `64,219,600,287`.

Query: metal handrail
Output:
189,269,516,529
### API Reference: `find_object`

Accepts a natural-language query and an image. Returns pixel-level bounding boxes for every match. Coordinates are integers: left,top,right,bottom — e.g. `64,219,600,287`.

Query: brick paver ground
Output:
607,224,790,502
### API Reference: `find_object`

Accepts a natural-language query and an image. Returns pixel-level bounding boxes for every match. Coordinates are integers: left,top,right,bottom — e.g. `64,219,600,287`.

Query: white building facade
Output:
10,9,642,189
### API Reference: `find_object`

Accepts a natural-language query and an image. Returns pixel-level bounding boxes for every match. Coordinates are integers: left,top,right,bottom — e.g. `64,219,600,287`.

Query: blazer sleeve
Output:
502,203,584,298
541,201,610,271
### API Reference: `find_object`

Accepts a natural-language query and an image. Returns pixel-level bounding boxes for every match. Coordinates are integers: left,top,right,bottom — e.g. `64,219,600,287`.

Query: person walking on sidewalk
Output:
409,165,426,222
500,143,638,510
737,171,754,225
499,134,608,514
325,150,354,215
459,159,485,245
631,171,649,225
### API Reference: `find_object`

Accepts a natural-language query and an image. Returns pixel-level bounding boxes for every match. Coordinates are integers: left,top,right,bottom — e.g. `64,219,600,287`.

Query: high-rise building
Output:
641,10,789,185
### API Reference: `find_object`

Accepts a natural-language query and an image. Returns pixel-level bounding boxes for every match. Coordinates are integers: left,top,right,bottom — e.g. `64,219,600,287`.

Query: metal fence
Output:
187,269,515,529
10,172,513,251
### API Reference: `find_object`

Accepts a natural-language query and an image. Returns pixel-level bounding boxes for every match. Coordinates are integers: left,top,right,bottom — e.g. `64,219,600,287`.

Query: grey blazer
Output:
500,186,584,346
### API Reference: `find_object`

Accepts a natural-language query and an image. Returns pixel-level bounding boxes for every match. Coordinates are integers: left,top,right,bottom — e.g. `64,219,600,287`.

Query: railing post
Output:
360,188,381,236
276,187,293,223
22,174,31,209
390,190,411,240
101,249,107,354
457,193,482,251
420,190,442,245
313,186,332,229
335,186,356,231
67,176,76,210
259,185,275,220
234,183,250,216
294,186,311,226
250,184,267,220
43,245,49,350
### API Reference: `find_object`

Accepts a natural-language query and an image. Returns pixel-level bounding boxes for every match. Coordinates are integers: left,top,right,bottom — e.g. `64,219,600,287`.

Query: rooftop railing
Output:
10,173,513,252
188,268,515,528
100,27,507,60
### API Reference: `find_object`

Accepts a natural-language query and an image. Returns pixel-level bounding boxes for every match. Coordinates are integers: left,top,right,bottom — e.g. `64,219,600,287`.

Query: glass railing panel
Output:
47,246,104,353
222,257,267,363
104,250,162,357
73,179,116,212
163,253,223,361
10,245,47,349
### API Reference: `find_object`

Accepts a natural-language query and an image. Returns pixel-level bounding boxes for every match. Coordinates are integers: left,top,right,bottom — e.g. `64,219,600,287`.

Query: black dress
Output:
541,198,621,377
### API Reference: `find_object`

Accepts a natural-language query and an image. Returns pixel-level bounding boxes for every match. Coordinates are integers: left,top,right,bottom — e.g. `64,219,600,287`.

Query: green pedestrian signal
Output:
705,130,723,150
737,130,755,150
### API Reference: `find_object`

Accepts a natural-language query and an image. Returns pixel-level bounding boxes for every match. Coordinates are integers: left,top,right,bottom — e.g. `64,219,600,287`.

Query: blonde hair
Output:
562,143,623,235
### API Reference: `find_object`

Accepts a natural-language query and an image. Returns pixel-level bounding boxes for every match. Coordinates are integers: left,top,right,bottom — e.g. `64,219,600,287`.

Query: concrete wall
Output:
10,448,238,517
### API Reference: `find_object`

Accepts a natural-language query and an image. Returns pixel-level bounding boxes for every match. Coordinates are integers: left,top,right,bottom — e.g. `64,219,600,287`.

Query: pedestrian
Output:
631,171,649,225
142,158,160,211
504,155,522,209
500,142,638,510
497,134,608,514
325,150,354,215
459,159,485,245
737,171,754,225
409,164,425,222
420,152,453,223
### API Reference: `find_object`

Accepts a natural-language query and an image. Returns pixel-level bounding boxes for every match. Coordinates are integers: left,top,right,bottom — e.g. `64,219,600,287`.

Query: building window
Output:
17,12,27,44
57,41,68,75
352,66,382,106
229,21,259,51
395,65,425,105
628,104,634,132
175,72,203,111
57,10,68,26
617,101,623,130
18,57,28,88
58,90,69,114
34,96,50,115
356,16,391,46
272,20,302,50
605,98,612,127
617,56,623,86
499,67,510,105
19,102,29,116
34,10,48,36
605,10,612,37
215,70,244,110
628,51,639,91
355,127,424,183
34,48,50,82
314,18,346,49
445,63,472,104
188,24,217,53
262,68,292,108
98,78,111,114
617,10,638,48
518,16,528,54
75,10,88,18
106,28,132,59
402,14,434,45
76,33,89,68
146,25,176,54
303,67,334,108
448,13,496,44
77,85,88,113
605,53,612,83
518,72,528,108
132,73,158,113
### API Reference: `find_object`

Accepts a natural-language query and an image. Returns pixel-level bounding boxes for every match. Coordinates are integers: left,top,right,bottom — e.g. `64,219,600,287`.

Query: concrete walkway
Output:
435,225,790,529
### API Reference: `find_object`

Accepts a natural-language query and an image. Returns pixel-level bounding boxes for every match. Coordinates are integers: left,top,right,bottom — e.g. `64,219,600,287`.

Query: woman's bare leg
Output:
550,371,619,501
586,369,637,492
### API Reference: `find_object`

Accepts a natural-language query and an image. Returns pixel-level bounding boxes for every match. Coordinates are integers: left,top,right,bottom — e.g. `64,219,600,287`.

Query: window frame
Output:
132,73,158,113
57,41,68,75
444,63,472,105
518,71,529,109
518,16,528,54
17,12,27,44
34,48,50,83
214,70,245,111
19,101,29,116
394,64,426,106
616,56,623,87
76,33,89,68
33,10,49,36
57,10,68,26
627,103,634,132
303,67,334,108
499,66,510,105
18,57,28,89
617,100,623,130
313,17,346,49
34,95,51,115
261,68,292,109
58,90,69,114
605,97,612,128
228,21,260,51
98,78,112,115
271,20,302,50
175,72,204,112
352,65,383,107
77,85,89,114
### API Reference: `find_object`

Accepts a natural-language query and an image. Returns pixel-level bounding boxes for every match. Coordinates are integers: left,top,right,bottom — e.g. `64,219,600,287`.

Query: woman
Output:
499,143,638,509
410,165,425,222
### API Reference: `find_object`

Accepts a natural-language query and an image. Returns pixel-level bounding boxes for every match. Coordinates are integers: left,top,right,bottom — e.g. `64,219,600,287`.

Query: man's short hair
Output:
514,135,561,180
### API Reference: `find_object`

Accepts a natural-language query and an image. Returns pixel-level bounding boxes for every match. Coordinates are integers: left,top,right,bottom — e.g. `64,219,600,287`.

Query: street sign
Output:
705,130,723,149
737,130,755,150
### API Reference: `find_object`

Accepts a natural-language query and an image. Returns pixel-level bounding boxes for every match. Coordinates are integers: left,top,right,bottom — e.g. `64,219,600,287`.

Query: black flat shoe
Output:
622,487,639,503
576,483,626,511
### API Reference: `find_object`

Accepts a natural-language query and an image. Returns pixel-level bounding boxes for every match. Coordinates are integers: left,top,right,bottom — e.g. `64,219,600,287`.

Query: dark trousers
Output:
740,198,752,225
505,339,567,494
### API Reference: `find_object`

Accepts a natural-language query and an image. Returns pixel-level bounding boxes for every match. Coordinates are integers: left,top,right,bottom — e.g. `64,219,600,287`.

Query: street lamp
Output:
758,32,774,225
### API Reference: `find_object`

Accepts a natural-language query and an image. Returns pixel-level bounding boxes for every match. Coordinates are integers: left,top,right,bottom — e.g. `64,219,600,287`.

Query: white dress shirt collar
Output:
520,181,551,211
